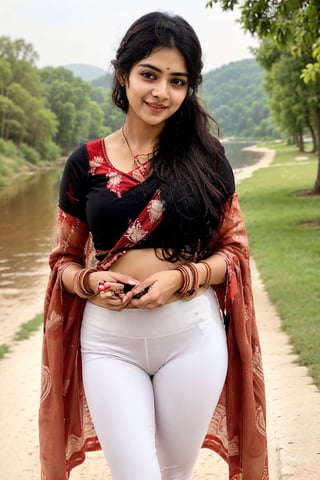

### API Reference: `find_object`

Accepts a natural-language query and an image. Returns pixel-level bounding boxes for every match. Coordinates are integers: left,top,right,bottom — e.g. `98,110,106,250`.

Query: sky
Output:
0,0,258,74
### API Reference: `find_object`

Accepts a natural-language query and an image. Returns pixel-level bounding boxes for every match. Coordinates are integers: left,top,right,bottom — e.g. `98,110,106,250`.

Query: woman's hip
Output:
81,288,225,339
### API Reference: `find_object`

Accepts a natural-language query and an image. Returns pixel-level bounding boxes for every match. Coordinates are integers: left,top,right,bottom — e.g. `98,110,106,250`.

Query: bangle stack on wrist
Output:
175,260,213,300
174,262,199,300
73,267,97,299
199,260,212,289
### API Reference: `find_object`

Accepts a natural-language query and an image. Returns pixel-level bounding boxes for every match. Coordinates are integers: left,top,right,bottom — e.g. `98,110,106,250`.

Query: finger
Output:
99,289,114,299
131,293,164,309
130,283,152,299
100,283,126,298
102,296,123,309
121,293,134,307
105,304,124,311
98,282,111,294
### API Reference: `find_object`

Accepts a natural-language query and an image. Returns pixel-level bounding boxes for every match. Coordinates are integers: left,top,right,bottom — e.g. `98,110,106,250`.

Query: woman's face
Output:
123,47,189,127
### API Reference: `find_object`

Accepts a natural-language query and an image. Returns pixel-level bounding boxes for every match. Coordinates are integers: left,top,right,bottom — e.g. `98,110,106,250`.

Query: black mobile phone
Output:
122,283,149,298
123,283,134,293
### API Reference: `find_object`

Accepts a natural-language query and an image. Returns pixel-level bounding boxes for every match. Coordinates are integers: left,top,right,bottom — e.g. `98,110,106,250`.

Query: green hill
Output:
64,63,107,81
202,58,278,139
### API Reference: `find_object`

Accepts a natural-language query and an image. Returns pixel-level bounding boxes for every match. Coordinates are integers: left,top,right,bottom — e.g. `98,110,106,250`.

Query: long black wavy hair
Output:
111,11,234,262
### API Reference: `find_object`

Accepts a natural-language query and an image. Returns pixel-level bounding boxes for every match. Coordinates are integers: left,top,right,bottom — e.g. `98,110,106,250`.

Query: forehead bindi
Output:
140,48,188,75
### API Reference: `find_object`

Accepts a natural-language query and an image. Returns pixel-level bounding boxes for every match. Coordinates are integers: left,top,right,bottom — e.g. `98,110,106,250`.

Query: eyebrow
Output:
138,63,189,78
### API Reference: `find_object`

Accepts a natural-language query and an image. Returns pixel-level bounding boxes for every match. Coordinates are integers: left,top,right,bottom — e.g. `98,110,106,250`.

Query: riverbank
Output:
0,147,319,479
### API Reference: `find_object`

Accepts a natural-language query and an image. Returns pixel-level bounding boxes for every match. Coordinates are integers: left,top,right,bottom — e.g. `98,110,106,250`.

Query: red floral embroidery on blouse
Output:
87,139,150,198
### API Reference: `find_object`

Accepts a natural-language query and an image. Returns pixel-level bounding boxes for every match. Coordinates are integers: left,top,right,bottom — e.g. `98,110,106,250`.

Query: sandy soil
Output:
0,147,319,479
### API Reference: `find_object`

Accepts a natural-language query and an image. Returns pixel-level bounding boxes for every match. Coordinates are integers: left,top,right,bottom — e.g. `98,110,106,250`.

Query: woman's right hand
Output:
88,271,138,311
88,270,138,298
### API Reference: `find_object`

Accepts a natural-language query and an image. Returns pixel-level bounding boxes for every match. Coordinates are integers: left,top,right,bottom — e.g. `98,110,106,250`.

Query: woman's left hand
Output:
122,269,182,309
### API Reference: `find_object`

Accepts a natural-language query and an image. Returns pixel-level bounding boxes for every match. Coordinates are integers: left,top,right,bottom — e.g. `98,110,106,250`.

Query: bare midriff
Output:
89,248,205,308
108,248,174,279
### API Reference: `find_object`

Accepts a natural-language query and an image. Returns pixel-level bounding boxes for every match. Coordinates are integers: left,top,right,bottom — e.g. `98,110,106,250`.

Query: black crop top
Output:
59,138,235,255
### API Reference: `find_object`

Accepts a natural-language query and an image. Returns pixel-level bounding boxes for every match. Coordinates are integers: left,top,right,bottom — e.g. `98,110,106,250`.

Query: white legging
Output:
81,289,228,480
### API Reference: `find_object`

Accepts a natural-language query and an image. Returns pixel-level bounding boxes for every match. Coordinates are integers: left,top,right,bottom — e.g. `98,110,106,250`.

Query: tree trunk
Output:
310,106,320,195
306,120,317,153
0,113,5,138
311,153,320,194
296,131,304,152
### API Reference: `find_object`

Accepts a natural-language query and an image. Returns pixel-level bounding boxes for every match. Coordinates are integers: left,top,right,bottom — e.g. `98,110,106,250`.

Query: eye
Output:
141,71,156,80
171,78,187,87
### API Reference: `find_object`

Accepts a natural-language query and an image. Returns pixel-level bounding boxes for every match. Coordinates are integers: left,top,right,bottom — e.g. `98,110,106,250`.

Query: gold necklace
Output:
121,127,154,167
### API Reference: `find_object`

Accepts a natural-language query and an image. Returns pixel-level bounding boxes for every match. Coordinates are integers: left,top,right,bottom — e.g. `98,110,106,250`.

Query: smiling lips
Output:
146,102,168,111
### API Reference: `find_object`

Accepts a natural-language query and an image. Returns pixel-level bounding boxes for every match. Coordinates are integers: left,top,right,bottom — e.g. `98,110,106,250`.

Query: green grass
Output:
0,313,43,361
237,143,320,387
13,313,43,341
0,344,10,360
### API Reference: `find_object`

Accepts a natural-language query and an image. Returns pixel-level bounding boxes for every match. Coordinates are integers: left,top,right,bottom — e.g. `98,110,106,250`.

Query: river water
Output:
0,141,262,342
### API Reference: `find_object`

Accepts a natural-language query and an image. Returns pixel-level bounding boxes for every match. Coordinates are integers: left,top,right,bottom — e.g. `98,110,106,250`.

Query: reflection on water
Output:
224,140,263,169
0,168,62,292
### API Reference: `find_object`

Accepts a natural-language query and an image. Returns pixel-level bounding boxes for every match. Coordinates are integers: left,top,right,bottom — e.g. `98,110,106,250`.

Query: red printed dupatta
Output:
39,139,268,480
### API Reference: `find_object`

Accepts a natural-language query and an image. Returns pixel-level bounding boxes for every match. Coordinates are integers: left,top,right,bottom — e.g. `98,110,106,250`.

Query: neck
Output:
122,119,161,150
121,126,158,166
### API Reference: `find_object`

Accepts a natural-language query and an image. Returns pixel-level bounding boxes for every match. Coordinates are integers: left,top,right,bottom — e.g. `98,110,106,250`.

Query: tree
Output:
5,83,30,142
206,1,318,45
302,39,320,84
0,36,58,159
0,36,38,65
87,100,105,139
100,91,124,133
257,38,320,151
207,0,320,193
40,66,105,153
0,57,11,95
27,101,58,149
55,101,76,151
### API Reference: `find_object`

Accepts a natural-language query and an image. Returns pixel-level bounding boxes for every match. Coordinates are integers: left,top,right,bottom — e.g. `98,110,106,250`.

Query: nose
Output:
151,80,169,99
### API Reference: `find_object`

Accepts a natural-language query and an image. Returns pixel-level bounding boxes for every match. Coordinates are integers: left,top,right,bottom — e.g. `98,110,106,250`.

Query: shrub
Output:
20,143,41,165
0,159,11,176
0,138,21,159
37,141,61,162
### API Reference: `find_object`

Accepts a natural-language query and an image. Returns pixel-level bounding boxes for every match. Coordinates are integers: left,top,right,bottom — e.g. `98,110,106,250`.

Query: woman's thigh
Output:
82,352,162,480
153,310,228,479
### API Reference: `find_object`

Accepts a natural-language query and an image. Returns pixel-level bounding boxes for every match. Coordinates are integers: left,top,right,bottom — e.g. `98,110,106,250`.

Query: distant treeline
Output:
0,36,277,173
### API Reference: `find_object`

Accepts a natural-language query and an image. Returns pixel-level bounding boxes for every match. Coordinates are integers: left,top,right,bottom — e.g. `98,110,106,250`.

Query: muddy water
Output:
0,168,62,343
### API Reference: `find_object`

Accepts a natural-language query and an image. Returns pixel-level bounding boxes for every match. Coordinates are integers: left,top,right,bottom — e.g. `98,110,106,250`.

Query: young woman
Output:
39,11,268,480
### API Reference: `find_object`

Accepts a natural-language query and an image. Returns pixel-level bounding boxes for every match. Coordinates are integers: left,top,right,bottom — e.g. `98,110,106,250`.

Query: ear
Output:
116,69,126,87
